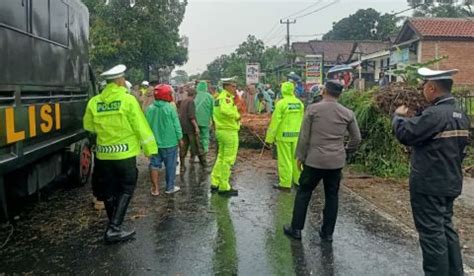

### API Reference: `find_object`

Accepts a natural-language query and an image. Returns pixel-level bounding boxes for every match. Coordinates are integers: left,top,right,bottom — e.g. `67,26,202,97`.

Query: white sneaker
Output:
165,186,181,194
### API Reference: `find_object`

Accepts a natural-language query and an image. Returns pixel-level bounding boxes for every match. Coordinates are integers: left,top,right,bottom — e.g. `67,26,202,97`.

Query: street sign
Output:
246,63,260,85
305,55,323,86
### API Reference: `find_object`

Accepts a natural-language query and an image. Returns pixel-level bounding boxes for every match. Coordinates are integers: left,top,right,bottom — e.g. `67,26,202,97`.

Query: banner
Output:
246,63,260,85
305,54,323,86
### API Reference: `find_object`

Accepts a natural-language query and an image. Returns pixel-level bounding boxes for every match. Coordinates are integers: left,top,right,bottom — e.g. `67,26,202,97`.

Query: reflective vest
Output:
265,82,304,143
83,83,158,160
213,89,240,131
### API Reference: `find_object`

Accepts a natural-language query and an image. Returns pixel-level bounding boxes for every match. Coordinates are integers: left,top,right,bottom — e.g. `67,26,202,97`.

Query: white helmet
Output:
141,80,149,87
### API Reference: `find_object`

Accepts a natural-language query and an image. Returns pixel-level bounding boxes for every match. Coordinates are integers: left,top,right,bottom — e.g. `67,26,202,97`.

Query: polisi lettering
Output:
3,103,61,144
97,101,121,112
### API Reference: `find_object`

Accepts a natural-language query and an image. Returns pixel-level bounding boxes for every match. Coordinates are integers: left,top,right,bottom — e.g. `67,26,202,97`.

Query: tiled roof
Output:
292,40,355,63
309,40,354,63
409,18,474,39
292,42,314,55
356,41,389,55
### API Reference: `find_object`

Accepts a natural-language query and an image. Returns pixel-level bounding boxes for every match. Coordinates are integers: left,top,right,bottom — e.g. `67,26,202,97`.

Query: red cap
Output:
154,84,173,102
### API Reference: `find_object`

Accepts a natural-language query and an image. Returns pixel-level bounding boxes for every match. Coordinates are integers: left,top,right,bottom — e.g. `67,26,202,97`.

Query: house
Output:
348,41,390,84
392,17,474,86
292,40,354,70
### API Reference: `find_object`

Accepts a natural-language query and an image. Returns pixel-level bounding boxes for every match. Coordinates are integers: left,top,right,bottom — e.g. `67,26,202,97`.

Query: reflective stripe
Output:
433,130,469,139
96,144,129,153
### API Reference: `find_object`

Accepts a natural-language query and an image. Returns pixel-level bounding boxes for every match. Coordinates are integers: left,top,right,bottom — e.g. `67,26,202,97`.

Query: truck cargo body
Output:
0,0,93,221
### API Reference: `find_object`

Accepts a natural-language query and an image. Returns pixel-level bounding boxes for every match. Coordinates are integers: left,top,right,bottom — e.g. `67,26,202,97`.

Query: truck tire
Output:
68,139,93,187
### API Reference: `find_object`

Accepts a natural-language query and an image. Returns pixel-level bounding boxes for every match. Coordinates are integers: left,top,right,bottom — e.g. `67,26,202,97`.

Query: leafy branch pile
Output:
375,83,429,117
340,89,410,178
239,114,271,147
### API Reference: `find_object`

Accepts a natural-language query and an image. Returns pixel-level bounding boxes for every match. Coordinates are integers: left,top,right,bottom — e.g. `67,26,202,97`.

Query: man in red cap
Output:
145,85,183,195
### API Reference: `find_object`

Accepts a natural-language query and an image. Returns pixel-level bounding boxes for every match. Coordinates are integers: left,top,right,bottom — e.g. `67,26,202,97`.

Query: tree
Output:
236,35,265,62
171,70,189,85
83,0,189,80
323,9,400,41
407,0,473,17
201,35,286,87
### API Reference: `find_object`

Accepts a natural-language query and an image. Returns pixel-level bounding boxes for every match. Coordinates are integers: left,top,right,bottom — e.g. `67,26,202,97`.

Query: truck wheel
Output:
68,139,93,187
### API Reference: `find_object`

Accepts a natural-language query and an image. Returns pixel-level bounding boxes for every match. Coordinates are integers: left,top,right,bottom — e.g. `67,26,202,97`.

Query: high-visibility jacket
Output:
213,89,240,131
83,82,158,160
265,82,304,143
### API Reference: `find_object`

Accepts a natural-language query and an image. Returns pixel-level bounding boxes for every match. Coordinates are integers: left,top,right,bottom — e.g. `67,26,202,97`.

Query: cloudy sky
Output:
177,0,412,74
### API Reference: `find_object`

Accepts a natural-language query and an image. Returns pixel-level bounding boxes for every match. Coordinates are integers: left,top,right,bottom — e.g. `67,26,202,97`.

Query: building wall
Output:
421,40,474,86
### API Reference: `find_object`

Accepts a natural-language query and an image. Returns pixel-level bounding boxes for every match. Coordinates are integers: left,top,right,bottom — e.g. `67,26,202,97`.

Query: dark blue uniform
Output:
393,95,470,276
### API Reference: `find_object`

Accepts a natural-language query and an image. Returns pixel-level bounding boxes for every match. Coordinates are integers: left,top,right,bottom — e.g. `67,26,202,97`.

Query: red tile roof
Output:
409,18,474,39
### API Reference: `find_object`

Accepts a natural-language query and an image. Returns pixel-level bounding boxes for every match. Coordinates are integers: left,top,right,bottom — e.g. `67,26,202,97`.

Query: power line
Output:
261,23,281,42
263,25,285,44
292,0,340,20
390,4,421,16
282,0,323,20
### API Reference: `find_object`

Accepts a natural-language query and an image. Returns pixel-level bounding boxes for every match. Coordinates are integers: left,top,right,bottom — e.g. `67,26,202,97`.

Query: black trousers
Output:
410,192,464,276
92,157,138,201
291,165,342,235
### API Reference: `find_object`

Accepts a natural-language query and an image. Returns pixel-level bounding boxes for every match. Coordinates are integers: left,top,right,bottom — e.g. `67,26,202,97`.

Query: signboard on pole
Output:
305,54,323,86
246,63,260,85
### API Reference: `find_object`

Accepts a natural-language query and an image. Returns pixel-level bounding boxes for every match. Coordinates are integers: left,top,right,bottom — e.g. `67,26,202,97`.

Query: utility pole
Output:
280,19,296,52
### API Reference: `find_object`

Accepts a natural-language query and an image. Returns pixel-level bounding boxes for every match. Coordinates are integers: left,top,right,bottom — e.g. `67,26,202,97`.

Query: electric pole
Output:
280,19,296,52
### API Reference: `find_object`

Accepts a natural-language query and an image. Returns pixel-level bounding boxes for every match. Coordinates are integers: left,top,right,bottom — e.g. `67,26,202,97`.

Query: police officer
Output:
265,81,304,190
83,64,158,243
392,68,470,275
211,77,240,196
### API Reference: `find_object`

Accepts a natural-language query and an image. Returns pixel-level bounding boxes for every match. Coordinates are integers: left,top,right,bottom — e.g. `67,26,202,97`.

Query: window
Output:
50,0,69,45
32,0,50,39
0,0,28,31
30,0,69,45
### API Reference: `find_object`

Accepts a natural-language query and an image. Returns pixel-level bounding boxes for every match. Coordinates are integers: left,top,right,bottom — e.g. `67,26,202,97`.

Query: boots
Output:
104,197,115,221
104,194,136,243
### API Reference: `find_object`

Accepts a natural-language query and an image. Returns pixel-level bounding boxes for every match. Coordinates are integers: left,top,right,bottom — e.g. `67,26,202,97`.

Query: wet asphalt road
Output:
0,150,424,275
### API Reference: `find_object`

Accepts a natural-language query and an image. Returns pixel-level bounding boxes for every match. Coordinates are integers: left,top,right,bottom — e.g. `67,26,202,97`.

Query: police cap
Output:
100,64,127,80
418,67,458,81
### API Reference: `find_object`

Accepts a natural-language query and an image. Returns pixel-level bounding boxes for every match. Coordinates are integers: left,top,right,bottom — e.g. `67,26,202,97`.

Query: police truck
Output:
0,0,94,221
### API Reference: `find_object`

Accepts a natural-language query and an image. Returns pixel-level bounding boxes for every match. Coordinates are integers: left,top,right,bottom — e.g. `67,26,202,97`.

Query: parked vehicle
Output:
0,0,94,221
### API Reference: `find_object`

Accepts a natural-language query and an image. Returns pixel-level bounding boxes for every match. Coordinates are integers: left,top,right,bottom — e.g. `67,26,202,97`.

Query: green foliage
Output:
83,0,188,80
390,55,447,86
407,0,473,17
198,35,286,86
172,70,189,85
323,8,401,41
340,89,410,178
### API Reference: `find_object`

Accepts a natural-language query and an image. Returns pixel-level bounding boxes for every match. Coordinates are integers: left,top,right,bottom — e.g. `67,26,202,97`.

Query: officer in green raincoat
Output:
265,81,304,189
83,64,158,243
211,77,240,196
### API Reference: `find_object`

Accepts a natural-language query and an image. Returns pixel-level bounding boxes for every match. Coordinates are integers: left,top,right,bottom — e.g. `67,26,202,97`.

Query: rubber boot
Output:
104,197,115,221
104,194,136,243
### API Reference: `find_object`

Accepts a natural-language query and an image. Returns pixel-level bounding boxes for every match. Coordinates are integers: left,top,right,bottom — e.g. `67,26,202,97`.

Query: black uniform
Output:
393,95,470,276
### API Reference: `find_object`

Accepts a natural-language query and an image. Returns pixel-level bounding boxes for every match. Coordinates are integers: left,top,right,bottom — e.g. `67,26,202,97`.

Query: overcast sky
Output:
177,0,412,74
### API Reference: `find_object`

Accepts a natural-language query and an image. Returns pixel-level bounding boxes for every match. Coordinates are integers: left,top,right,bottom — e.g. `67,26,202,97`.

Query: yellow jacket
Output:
213,89,240,131
83,83,158,160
